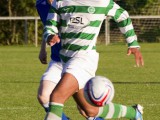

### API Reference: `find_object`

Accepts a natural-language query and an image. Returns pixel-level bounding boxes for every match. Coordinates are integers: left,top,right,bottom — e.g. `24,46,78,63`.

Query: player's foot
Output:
62,113,70,120
132,104,143,120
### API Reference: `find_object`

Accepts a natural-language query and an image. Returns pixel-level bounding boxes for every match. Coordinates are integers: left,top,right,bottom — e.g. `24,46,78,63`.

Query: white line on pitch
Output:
0,107,35,110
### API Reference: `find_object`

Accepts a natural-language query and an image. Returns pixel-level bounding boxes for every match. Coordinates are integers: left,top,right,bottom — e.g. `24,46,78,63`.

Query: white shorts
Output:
41,60,62,84
62,50,99,89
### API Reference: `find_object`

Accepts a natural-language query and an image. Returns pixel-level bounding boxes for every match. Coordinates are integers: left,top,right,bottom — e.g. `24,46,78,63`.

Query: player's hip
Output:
61,50,99,89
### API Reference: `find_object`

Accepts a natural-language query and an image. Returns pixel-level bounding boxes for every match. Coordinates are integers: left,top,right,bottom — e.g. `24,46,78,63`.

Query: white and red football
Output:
84,76,114,106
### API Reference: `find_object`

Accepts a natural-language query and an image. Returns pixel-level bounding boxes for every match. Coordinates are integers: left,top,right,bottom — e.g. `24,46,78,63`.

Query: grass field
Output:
0,43,160,120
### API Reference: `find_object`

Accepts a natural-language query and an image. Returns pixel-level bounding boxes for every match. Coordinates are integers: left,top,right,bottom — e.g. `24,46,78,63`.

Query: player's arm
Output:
39,39,48,64
36,0,50,64
106,2,144,67
43,5,60,46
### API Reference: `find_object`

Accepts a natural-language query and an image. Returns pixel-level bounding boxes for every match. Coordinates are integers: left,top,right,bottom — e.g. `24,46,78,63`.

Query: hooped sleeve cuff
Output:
128,40,140,48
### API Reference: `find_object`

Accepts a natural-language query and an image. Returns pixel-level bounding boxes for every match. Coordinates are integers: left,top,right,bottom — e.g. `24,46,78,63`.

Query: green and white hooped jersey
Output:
44,0,139,62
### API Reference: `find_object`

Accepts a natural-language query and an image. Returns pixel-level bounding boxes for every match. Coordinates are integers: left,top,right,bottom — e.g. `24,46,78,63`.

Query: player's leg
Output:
43,72,103,120
77,105,104,120
37,60,62,111
37,60,69,120
45,72,79,120
44,51,100,120
37,80,56,112
38,81,71,120
73,89,143,120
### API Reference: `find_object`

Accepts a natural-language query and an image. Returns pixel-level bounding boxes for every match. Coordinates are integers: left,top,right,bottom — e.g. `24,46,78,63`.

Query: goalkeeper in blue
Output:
43,0,144,120
36,0,103,120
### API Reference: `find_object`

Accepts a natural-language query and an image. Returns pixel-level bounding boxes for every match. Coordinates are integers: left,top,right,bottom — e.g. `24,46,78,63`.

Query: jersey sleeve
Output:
106,2,140,48
43,4,60,42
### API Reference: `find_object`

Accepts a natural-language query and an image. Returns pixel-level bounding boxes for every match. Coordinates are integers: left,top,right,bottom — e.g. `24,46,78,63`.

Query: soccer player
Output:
36,0,103,120
43,0,144,120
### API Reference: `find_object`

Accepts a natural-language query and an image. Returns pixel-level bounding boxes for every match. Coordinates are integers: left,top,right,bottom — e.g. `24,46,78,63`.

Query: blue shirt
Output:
36,0,61,62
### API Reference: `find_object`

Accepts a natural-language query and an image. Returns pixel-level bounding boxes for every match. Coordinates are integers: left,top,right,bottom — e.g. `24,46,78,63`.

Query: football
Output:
84,76,114,106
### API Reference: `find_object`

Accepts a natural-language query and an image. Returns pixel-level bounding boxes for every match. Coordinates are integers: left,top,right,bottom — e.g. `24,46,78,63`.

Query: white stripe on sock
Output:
106,103,114,119
50,102,64,106
96,106,104,117
121,105,127,117
45,112,61,120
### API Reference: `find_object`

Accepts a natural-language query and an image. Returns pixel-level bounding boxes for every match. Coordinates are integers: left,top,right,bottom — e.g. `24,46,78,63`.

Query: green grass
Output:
0,43,160,120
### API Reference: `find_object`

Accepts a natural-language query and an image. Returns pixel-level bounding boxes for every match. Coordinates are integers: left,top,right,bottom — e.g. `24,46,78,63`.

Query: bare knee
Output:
84,107,99,117
74,89,99,117
77,105,99,117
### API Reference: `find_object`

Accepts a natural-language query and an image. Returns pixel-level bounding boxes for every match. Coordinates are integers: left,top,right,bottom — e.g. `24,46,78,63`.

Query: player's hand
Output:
47,34,60,46
39,49,47,64
127,48,144,67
